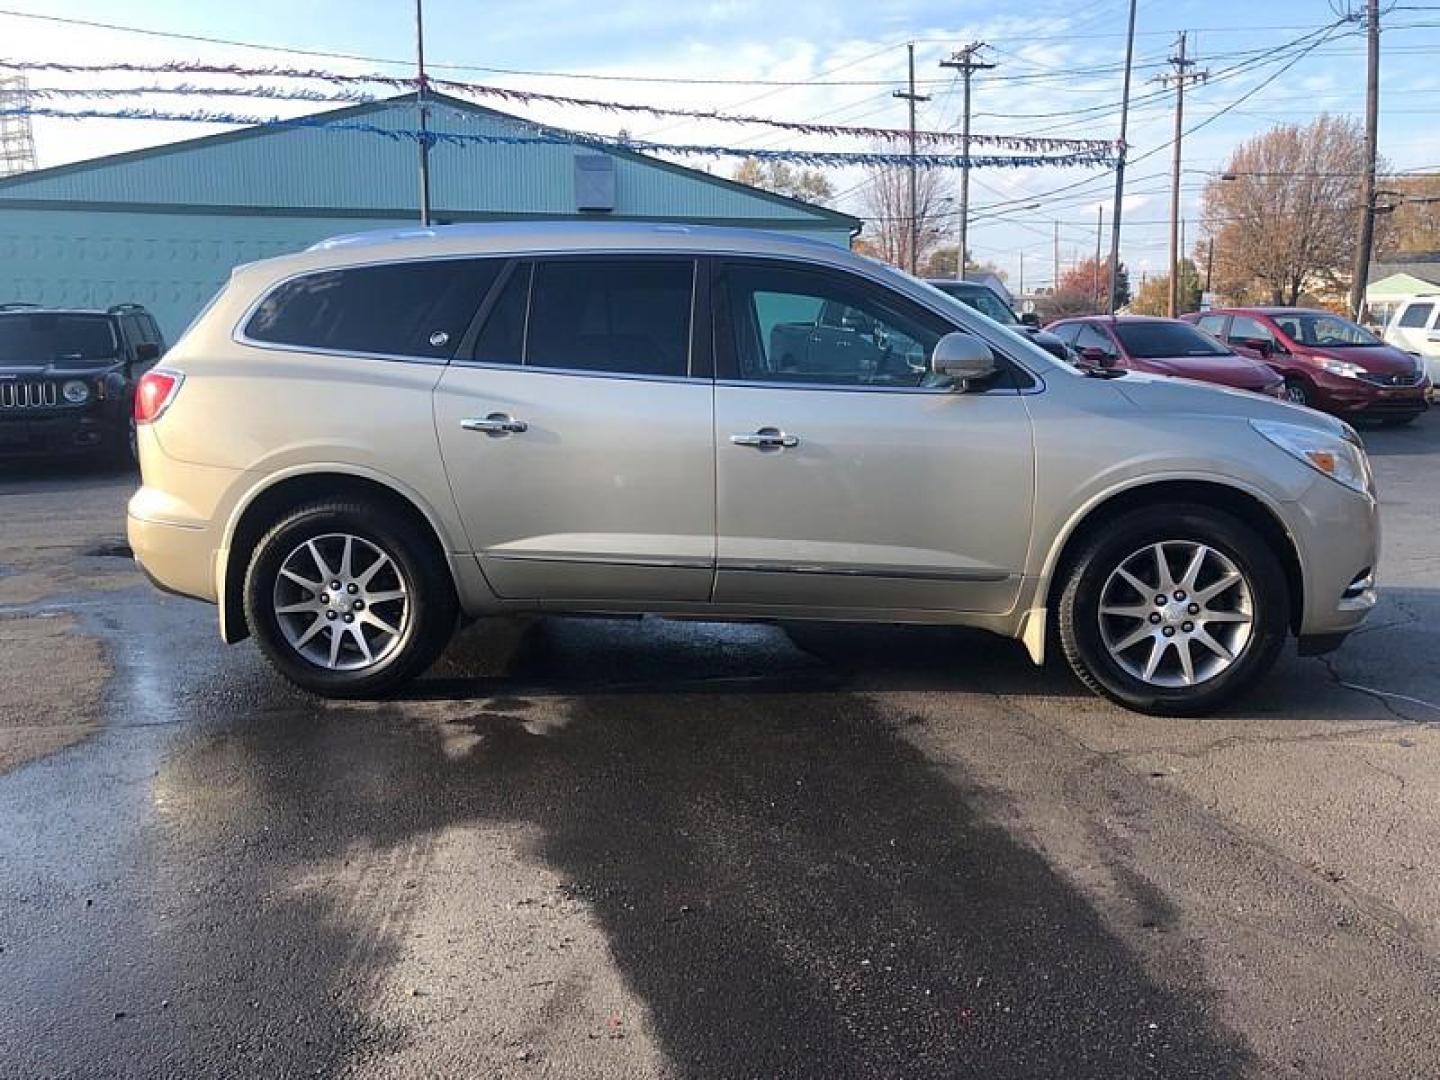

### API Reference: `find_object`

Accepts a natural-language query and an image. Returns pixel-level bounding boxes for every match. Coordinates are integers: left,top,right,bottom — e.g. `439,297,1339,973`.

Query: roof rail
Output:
0,302,40,311
106,302,147,314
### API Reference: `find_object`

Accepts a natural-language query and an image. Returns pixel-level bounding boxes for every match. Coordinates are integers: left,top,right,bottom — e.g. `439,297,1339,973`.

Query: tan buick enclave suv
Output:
128,223,1379,715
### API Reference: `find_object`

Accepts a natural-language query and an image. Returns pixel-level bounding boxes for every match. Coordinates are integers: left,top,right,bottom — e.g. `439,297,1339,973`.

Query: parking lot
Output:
0,414,1436,1078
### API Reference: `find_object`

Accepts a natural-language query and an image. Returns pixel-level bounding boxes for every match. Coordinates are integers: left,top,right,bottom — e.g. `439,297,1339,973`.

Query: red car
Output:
1183,307,1430,425
1044,315,1285,397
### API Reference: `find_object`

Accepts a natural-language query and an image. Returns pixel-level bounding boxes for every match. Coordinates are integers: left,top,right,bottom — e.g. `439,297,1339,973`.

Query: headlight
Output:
1313,356,1365,378
61,379,90,404
1252,420,1374,495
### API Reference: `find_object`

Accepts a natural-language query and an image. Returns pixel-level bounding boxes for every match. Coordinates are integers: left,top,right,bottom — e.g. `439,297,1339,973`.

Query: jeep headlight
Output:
1252,420,1373,495
61,379,91,404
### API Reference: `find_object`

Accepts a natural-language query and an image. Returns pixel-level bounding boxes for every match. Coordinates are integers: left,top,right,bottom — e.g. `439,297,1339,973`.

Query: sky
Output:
2,0,1438,289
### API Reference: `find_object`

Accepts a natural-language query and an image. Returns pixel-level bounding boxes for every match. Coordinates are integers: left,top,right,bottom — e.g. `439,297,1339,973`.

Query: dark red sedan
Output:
1183,307,1430,425
1045,315,1285,397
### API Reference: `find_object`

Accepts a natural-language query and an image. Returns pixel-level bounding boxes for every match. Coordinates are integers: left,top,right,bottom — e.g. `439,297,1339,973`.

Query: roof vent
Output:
574,154,616,213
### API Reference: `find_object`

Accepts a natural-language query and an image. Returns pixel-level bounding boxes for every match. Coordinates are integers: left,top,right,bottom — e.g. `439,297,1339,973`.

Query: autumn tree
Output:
1201,115,1376,305
1376,173,1440,255
1129,259,1203,316
860,160,952,272
731,158,836,206
1038,257,1131,319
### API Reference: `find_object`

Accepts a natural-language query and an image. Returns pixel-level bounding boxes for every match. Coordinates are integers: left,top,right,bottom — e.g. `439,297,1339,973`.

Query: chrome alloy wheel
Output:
272,533,411,671
1098,541,1255,688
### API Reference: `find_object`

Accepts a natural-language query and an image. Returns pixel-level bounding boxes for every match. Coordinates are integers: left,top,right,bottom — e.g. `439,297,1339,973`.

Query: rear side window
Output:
244,259,502,359
1398,303,1434,328
524,259,694,377
1195,314,1227,337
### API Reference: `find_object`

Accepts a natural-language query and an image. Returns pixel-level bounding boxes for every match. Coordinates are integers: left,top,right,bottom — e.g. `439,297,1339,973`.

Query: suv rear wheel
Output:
1057,504,1289,715
243,500,456,697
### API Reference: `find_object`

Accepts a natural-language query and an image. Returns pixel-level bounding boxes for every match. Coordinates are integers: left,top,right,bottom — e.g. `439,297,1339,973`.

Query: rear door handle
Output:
461,413,528,436
730,427,800,449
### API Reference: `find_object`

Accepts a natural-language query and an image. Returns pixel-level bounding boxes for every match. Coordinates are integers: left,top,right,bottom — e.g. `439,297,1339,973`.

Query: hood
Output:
1130,352,1282,391
0,358,123,379
1295,342,1420,376
1112,369,1348,433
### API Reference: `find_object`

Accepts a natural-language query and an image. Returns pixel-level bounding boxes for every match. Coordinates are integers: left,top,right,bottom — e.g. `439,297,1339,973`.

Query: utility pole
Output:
1205,236,1215,294
1106,0,1138,313
940,43,996,281
1019,251,1025,296
415,0,432,226
893,44,930,274
1348,0,1380,319
1094,205,1104,308
1158,31,1207,316
1053,221,1060,296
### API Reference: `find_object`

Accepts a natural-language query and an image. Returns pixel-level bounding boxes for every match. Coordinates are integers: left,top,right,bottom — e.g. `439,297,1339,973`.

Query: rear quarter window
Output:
244,259,502,359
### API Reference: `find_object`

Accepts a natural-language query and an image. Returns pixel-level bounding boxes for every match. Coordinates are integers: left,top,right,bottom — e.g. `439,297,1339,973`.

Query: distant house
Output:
1366,252,1440,325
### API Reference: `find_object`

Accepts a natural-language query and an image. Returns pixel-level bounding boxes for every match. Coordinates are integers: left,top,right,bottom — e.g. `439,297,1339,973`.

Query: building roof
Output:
0,93,858,232
1367,252,1440,286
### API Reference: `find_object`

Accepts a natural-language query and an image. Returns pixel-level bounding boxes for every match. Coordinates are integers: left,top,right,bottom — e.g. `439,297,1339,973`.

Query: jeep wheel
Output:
243,500,456,697
1057,504,1289,716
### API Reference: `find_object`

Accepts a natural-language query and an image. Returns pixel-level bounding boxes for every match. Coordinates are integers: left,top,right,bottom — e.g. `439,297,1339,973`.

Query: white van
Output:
1383,294,1440,385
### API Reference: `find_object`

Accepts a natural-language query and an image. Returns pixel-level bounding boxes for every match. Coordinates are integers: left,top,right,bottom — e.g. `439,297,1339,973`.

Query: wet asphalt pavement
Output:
1,417,1439,1078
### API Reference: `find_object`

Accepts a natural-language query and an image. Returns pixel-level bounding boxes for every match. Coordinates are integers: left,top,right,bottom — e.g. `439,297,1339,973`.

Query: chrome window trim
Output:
232,338,451,367
713,378,1019,397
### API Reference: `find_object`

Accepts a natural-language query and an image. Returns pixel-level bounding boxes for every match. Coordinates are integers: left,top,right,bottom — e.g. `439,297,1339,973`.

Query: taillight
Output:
134,369,184,424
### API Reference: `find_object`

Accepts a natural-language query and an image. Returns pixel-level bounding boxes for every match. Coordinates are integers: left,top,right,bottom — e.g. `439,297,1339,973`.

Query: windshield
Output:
0,313,118,366
1113,321,1232,359
1271,312,1383,347
929,283,1019,325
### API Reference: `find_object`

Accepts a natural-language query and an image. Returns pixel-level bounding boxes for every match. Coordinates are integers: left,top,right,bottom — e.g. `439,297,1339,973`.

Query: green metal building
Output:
0,93,858,339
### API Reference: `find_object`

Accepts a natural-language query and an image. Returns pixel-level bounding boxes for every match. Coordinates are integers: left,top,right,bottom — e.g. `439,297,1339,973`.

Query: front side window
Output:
525,259,694,377
244,259,502,359
1227,315,1276,346
1074,323,1118,357
1195,314,1228,337
1397,303,1434,330
1273,312,1383,346
719,263,950,388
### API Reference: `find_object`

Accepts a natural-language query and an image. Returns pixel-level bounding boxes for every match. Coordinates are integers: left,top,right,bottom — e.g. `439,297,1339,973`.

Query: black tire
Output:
243,500,457,698
1282,377,1312,407
1057,504,1289,716
1376,413,1418,427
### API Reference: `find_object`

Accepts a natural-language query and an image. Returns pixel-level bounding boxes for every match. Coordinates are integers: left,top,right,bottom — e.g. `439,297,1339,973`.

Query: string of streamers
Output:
0,105,1118,169
0,58,1117,152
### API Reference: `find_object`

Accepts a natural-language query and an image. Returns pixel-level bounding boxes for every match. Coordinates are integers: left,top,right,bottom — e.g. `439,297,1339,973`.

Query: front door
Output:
434,257,715,602
711,259,1035,613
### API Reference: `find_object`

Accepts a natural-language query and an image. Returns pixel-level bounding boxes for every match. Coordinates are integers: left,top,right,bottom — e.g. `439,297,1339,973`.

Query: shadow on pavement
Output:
138,616,1247,1077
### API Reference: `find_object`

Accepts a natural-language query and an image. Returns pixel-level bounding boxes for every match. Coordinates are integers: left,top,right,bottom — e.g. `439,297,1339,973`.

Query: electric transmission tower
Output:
0,73,37,177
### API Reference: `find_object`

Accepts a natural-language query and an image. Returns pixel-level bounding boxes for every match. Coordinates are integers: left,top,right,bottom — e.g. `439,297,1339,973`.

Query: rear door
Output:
710,258,1034,614
433,256,715,602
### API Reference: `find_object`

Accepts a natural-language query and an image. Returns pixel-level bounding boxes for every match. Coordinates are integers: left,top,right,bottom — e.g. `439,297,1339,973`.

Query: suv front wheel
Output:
243,500,457,697
1057,504,1289,715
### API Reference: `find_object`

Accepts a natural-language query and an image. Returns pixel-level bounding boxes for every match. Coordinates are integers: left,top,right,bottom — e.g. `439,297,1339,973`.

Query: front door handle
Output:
730,427,800,450
461,413,528,436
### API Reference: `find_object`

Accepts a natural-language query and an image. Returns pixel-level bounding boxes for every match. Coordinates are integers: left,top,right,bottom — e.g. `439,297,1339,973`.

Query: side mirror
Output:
134,342,161,363
932,332,999,390
1077,346,1115,368
1019,311,1040,328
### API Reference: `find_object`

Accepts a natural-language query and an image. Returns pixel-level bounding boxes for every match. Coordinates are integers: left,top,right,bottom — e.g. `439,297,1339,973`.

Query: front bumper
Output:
0,410,120,456
1312,375,1431,417
1286,474,1380,642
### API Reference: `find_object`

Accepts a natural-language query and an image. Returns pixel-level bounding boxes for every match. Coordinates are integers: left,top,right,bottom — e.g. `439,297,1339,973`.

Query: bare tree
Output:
1376,173,1440,255
1201,115,1377,305
860,161,952,273
731,158,836,206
